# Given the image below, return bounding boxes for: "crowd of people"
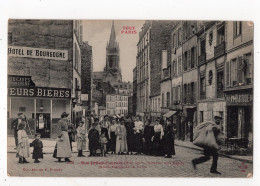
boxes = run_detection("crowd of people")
[12,112,177,163]
[12,111,223,174]
[86,115,177,158]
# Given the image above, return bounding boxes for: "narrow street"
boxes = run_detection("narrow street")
[7,146,252,177]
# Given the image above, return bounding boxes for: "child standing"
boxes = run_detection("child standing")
[30,133,43,163]
[99,133,108,157]
[17,122,30,163]
[76,121,86,157]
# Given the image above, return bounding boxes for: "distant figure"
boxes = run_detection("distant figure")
[76,121,86,157]
[88,118,100,157]
[17,122,30,163]
[99,133,108,157]
[30,133,43,163]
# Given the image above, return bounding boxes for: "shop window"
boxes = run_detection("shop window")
[217,71,224,98]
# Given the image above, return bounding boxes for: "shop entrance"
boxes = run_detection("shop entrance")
[35,113,51,138]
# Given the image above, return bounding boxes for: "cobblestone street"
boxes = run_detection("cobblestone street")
[7,145,252,177]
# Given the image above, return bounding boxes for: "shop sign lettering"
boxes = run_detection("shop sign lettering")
[8,46,68,61]
[8,75,35,87]
[226,93,253,103]
[8,87,71,98]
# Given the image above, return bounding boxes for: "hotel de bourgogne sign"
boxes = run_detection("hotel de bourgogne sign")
[8,46,68,61]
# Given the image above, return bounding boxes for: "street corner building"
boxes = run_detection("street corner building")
[7,20,92,138]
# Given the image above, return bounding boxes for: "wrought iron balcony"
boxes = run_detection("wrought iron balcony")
[198,53,206,66]
[214,42,226,58]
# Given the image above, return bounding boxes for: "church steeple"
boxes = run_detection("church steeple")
[104,21,122,85]
[108,20,118,49]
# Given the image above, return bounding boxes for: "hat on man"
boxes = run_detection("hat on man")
[214,116,223,122]
[61,112,69,118]
[18,113,23,116]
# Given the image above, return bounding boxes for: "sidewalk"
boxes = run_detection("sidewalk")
[175,140,253,164]
[7,136,89,154]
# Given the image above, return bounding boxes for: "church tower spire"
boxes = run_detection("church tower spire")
[104,21,122,85]
[108,20,117,49]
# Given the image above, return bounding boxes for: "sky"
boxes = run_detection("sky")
[82,20,145,82]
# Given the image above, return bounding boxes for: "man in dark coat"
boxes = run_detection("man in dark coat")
[124,116,135,154]
[88,119,100,157]
[192,116,223,174]
[11,113,24,148]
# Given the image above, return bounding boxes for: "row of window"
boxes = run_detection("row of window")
[106,109,128,116]
[161,83,196,108]
[106,95,128,101]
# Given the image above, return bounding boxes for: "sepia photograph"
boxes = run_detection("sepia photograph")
[6,19,253,178]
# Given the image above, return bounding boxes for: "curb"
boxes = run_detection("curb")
[175,143,253,164]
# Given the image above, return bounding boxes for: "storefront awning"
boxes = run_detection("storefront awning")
[163,111,177,118]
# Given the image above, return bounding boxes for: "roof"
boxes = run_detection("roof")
[93,71,103,80]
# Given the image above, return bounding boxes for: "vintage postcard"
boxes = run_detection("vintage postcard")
[7,19,253,177]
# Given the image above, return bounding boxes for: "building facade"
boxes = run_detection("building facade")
[136,21,176,121]
[224,21,253,141]
[7,20,74,138]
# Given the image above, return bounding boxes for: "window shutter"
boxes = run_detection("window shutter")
[225,61,230,87]
[194,47,197,67]
[237,56,242,84]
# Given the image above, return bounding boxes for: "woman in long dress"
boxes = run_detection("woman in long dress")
[163,118,176,158]
[115,118,128,155]
[17,122,30,163]
[53,112,72,162]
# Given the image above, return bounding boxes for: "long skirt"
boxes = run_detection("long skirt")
[17,138,30,158]
[135,133,143,153]
[77,137,86,151]
[127,134,135,152]
[153,132,163,156]
[56,131,71,158]
[110,132,116,152]
[116,136,128,153]
[164,137,175,155]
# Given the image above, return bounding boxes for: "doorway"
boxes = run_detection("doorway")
[35,113,51,138]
